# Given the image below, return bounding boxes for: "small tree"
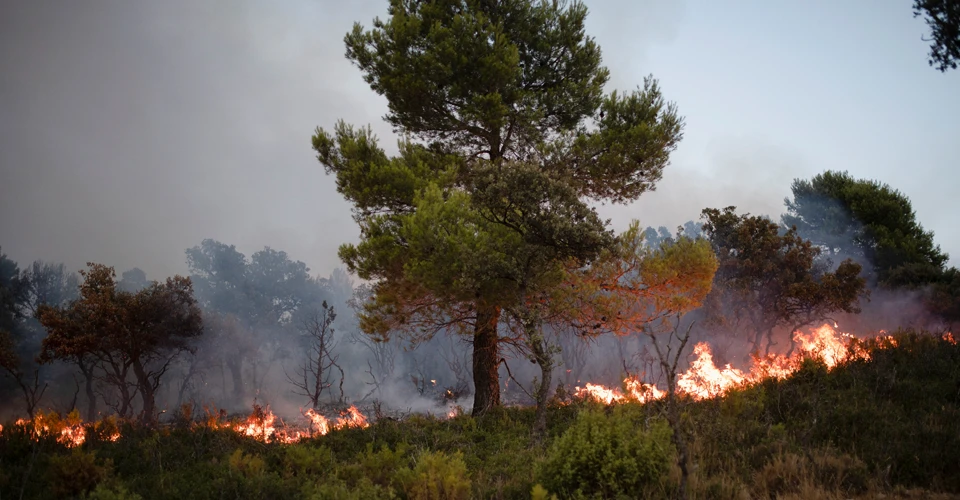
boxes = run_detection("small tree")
[39,263,204,424]
[576,222,718,499]
[704,206,866,354]
[287,301,344,408]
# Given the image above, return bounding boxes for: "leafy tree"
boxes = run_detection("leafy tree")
[704,207,866,354]
[643,220,703,248]
[39,264,204,424]
[914,0,960,72]
[0,253,57,417]
[316,0,683,415]
[185,240,329,402]
[782,170,948,287]
[569,222,718,498]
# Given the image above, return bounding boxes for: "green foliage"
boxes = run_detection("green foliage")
[397,450,471,500]
[48,448,112,498]
[913,0,960,72]
[537,408,674,499]
[316,0,684,416]
[703,206,866,351]
[83,482,144,500]
[782,170,948,286]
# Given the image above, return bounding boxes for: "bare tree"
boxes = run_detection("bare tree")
[644,316,695,500]
[439,340,471,403]
[286,302,343,408]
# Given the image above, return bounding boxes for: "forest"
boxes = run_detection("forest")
[2,1,959,499]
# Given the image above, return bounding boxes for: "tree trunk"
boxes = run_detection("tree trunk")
[226,356,244,401]
[81,363,96,421]
[531,338,552,442]
[471,304,501,416]
[131,359,156,425]
[665,377,690,500]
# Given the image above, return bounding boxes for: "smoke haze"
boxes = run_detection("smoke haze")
[1,1,958,419]
[2,0,957,278]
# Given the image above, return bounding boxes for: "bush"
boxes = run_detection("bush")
[48,448,112,498]
[537,408,674,499]
[397,450,471,500]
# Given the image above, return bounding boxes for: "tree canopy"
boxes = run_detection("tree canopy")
[704,207,866,354]
[782,171,948,287]
[315,0,684,415]
[38,264,203,424]
[913,0,960,72]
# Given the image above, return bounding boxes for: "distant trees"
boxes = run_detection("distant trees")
[703,207,866,354]
[913,0,960,72]
[783,170,948,286]
[38,264,203,424]
[0,253,78,418]
[783,171,959,328]
[316,0,683,416]
[185,239,330,402]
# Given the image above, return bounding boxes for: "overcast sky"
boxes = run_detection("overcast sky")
[1,0,957,281]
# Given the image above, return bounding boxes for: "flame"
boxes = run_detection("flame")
[8,411,87,447]
[576,323,891,405]
[304,408,330,436]
[334,405,369,430]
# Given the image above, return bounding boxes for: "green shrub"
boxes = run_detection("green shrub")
[536,408,674,499]
[48,448,112,498]
[82,482,143,500]
[281,444,335,480]
[228,448,266,479]
[396,449,471,500]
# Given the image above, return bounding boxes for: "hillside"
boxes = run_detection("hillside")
[1,329,958,499]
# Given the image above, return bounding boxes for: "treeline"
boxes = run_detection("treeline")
[0,241,479,424]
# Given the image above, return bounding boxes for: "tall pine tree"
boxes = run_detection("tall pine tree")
[314,0,684,415]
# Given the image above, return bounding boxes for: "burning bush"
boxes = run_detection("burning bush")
[536,407,674,498]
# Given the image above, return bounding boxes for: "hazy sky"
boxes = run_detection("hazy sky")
[1,0,957,280]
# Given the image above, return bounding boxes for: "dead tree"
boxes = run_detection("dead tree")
[350,325,397,400]
[440,341,472,403]
[644,315,695,500]
[286,302,343,408]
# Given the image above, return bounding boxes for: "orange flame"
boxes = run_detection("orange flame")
[576,323,890,405]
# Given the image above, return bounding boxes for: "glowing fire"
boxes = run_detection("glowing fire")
[231,404,370,443]
[6,411,88,447]
[3,324,951,447]
[576,323,890,405]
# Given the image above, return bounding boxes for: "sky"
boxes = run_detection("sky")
[1,0,957,281]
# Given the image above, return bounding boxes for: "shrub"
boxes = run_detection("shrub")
[397,450,471,500]
[48,448,112,498]
[536,408,674,499]
[82,482,144,500]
